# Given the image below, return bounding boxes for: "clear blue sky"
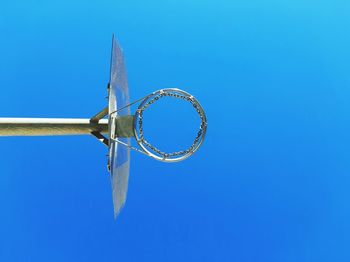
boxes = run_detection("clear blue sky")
[0,0,349,261]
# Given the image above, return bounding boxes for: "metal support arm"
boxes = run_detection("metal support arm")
[0,118,108,136]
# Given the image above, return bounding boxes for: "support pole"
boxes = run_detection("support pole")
[0,118,108,136]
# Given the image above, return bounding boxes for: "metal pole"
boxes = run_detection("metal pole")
[0,118,108,136]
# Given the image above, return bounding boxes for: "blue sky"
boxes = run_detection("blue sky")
[0,0,349,261]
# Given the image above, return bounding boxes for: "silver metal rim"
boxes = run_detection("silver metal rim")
[133,88,207,163]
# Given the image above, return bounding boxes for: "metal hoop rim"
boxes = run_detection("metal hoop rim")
[133,88,207,163]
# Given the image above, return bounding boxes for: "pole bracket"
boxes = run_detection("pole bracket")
[90,107,109,146]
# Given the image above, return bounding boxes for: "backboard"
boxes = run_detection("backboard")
[108,36,131,217]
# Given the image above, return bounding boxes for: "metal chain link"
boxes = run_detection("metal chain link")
[136,90,207,159]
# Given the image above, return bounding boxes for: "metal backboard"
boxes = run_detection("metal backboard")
[108,36,131,217]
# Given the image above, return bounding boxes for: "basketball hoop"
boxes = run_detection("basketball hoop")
[0,35,208,217]
[109,88,207,163]
[134,88,207,162]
